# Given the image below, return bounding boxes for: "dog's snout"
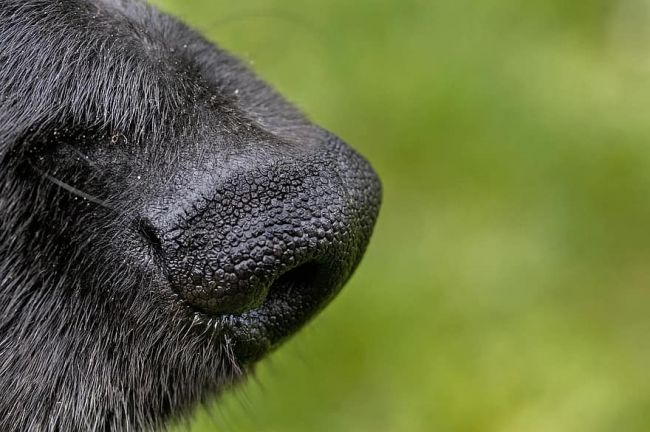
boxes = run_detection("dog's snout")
[146,137,380,354]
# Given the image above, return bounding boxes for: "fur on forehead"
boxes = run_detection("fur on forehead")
[0,0,313,163]
[0,0,231,156]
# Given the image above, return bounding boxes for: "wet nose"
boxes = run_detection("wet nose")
[158,137,381,318]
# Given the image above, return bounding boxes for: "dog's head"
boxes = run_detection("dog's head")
[0,0,381,430]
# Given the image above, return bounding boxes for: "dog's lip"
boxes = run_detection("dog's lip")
[181,262,342,364]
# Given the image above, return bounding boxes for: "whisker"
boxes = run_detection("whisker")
[64,144,100,170]
[35,167,118,213]
[200,9,326,43]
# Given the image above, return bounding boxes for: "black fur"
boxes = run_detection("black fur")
[0,0,381,430]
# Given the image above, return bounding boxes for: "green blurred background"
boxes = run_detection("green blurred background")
[151,0,650,431]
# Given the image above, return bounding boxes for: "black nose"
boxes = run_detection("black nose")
[154,136,380,348]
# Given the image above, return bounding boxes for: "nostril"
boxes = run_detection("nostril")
[166,256,337,318]
[269,261,323,296]
[263,259,342,314]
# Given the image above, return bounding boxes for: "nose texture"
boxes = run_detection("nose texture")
[159,137,381,328]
